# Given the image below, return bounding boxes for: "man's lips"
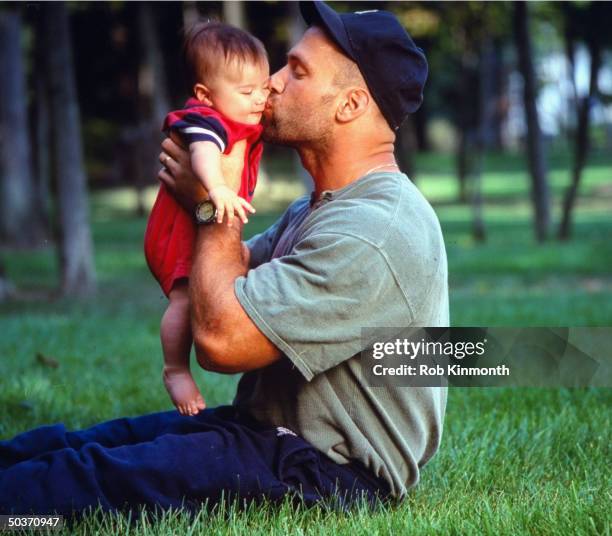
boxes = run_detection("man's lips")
[262,98,277,120]
[264,97,277,111]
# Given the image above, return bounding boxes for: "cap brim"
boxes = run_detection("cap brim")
[299,1,355,61]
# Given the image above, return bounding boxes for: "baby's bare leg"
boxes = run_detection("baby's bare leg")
[161,280,206,415]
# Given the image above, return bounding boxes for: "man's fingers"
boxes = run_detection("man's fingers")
[160,138,190,178]
[159,152,182,178]
[161,137,187,163]
[158,166,176,190]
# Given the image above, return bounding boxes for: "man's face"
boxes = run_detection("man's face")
[262,27,342,147]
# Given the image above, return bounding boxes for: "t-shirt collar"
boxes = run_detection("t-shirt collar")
[308,170,401,208]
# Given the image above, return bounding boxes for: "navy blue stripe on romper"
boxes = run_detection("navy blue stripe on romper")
[0,405,391,517]
[168,114,228,151]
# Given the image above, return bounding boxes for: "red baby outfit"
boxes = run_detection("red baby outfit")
[144,99,263,297]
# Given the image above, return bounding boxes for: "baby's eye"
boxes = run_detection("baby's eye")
[241,90,254,95]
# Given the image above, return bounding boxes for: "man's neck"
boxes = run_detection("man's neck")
[298,141,399,198]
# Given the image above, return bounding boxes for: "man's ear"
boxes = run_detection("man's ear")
[194,83,213,106]
[335,88,370,124]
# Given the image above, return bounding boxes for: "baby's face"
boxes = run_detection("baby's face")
[207,61,270,125]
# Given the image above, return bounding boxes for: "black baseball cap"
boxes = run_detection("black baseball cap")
[299,1,428,130]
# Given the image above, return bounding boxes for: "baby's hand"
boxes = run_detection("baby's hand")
[208,185,256,225]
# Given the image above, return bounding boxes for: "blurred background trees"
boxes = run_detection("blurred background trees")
[0,0,611,298]
[0,7,45,247]
[513,0,550,241]
[40,2,97,295]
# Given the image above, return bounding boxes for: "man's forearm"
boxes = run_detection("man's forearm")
[190,221,247,341]
[188,221,280,373]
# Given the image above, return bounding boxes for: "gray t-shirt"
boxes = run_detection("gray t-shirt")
[233,171,449,498]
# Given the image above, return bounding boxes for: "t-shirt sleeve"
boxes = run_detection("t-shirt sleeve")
[167,113,230,154]
[235,232,412,381]
[245,224,281,270]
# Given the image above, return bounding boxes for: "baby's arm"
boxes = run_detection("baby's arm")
[190,141,255,225]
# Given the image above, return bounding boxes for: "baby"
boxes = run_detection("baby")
[144,22,270,416]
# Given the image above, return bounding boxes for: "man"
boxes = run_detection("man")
[0,2,448,516]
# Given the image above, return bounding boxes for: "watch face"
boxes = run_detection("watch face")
[197,201,216,223]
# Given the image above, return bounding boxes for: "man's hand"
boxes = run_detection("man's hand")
[158,138,207,214]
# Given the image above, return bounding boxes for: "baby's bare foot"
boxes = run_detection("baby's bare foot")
[163,366,206,416]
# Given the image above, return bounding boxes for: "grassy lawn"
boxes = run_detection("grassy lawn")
[0,150,610,534]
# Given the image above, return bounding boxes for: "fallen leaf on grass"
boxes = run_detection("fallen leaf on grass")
[19,401,34,411]
[36,352,60,368]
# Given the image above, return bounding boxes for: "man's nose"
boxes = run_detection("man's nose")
[269,66,287,94]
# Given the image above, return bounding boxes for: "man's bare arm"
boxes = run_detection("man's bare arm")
[188,219,281,373]
[158,138,281,373]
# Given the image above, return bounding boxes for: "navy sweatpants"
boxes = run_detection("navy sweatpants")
[0,405,390,517]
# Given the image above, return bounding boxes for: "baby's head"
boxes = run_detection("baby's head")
[183,22,270,125]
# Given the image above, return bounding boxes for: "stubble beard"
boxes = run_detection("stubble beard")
[262,108,306,148]
[262,95,334,150]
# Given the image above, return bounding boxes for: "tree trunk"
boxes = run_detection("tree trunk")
[182,1,200,30]
[395,117,416,182]
[471,40,489,244]
[490,40,506,151]
[513,1,550,242]
[413,105,429,152]
[558,41,602,240]
[480,39,506,152]
[32,11,52,233]
[223,1,245,29]
[470,157,486,242]
[41,2,96,295]
[455,56,472,204]
[563,25,579,147]
[0,259,14,301]
[457,129,469,203]
[0,9,45,247]
[138,4,170,127]
[135,3,171,217]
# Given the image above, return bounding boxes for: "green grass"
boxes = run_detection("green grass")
[0,150,611,534]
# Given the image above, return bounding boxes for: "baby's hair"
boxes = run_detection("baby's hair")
[182,21,268,89]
